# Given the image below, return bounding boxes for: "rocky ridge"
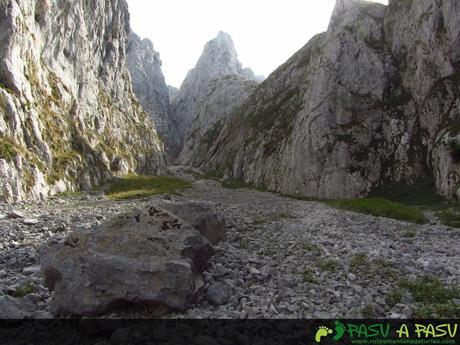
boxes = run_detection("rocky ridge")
[0,0,166,203]
[199,0,460,200]
[127,33,180,158]
[171,31,260,157]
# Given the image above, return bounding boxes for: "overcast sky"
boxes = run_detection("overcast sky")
[127,0,388,88]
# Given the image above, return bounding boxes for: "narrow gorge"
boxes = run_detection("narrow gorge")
[0,0,459,325]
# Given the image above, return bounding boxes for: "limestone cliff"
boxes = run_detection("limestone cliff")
[0,0,166,202]
[168,85,179,103]
[202,0,460,200]
[171,32,259,157]
[178,75,258,166]
[127,33,180,158]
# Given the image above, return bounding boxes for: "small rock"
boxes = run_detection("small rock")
[0,270,6,279]
[8,211,25,219]
[453,299,460,306]
[351,284,364,294]
[314,311,332,318]
[23,218,39,225]
[205,282,231,305]
[401,306,413,318]
[249,267,261,275]
[269,304,278,314]
[22,266,41,276]
[347,273,357,281]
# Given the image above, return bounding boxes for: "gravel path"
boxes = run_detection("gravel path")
[0,178,459,319]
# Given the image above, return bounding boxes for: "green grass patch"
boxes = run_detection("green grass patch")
[106,175,192,201]
[350,253,369,273]
[416,303,460,319]
[58,191,84,198]
[239,238,249,249]
[402,228,417,238]
[316,259,339,273]
[221,178,266,191]
[0,136,18,162]
[327,198,427,224]
[275,211,294,220]
[369,179,450,208]
[281,193,322,202]
[253,218,268,225]
[302,268,317,284]
[200,170,222,181]
[302,242,323,255]
[368,179,460,227]
[388,276,460,318]
[386,287,405,307]
[436,208,460,228]
[361,304,376,318]
[401,276,459,304]
[12,283,37,298]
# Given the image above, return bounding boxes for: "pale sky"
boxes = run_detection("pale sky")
[127,0,388,88]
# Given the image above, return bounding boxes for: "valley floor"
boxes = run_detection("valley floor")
[0,177,459,319]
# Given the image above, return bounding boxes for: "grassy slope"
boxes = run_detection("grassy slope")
[105,175,192,201]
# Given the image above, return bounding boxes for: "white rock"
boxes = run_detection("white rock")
[22,266,41,276]
[347,273,357,281]
[23,218,39,225]
[8,211,25,219]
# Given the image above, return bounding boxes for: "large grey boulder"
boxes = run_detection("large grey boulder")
[39,205,215,316]
[156,200,226,245]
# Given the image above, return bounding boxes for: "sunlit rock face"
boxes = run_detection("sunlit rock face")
[201,0,460,200]
[127,33,180,159]
[171,32,260,159]
[0,0,166,202]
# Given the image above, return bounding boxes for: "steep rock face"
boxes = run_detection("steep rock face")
[203,0,460,200]
[178,75,258,166]
[171,32,259,157]
[127,33,180,158]
[384,0,460,199]
[0,0,166,202]
[168,85,179,103]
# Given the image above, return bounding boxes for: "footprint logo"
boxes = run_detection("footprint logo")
[315,326,333,343]
[333,321,346,342]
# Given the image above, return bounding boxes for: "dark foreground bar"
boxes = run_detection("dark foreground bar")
[0,320,458,345]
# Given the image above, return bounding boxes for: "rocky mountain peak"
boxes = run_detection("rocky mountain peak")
[170,32,259,156]
[208,31,235,50]
[191,31,243,81]
[328,0,387,32]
